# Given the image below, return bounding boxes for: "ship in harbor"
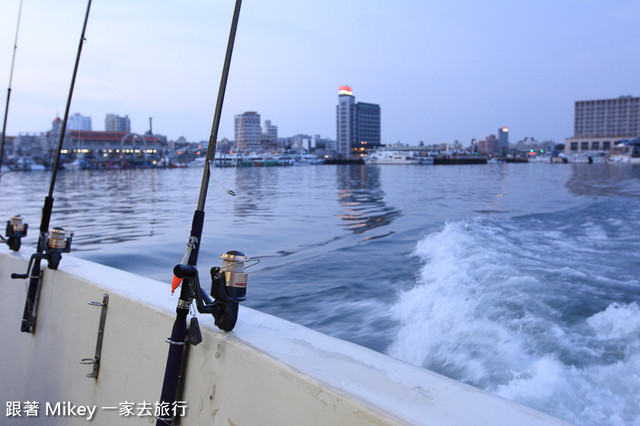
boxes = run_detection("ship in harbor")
[364,150,431,165]
[363,146,487,165]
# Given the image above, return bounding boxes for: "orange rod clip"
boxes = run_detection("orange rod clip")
[171,276,183,294]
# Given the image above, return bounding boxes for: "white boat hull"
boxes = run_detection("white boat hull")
[0,248,566,425]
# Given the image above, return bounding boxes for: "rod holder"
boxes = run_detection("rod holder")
[80,293,108,379]
[164,337,187,346]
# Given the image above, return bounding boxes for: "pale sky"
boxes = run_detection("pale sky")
[1,0,639,146]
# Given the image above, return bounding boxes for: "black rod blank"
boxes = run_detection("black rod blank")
[196,0,243,213]
[156,1,243,424]
[20,0,93,333]
[0,0,24,182]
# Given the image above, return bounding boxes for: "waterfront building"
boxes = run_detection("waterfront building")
[498,127,509,154]
[13,133,44,157]
[215,138,233,154]
[565,95,640,154]
[336,86,356,158]
[290,134,313,150]
[470,139,479,155]
[514,137,554,156]
[67,113,92,131]
[59,129,167,168]
[355,102,381,154]
[59,130,165,151]
[314,135,336,152]
[234,112,261,152]
[62,116,166,164]
[478,134,499,155]
[261,119,278,151]
[7,116,168,168]
[105,113,131,133]
[336,86,381,158]
[263,120,277,141]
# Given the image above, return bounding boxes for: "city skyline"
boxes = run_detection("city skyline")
[1,1,639,145]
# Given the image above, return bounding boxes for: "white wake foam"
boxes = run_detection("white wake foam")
[386,219,640,425]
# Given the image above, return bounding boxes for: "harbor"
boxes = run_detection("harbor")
[3,133,639,172]
[2,163,639,424]
[1,0,639,424]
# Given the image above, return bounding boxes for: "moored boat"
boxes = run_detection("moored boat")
[364,150,427,165]
[609,135,640,164]
[252,155,280,167]
[294,153,325,165]
[169,162,188,168]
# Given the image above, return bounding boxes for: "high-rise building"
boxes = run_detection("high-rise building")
[261,119,278,150]
[105,114,131,133]
[234,112,261,152]
[355,102,381,154]
[263,120,277,141]
[565,95,640,153]
[498,127,509,154]
[336,86,381,158]
[67,113,92,131]
[336,86,356,157]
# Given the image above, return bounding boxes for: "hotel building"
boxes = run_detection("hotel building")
[336,86,381,158]
[565,95,640,153]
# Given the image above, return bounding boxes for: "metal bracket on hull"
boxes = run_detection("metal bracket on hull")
[80,293,109,379]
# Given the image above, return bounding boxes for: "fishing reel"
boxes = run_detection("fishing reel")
[2,215,28,252]
[39,227,74,270]
[173,250,250,336]
[11,227,73,280]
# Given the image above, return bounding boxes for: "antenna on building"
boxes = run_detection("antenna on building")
[149,117,153,135]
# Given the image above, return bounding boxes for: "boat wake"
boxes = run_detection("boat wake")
[386,213,640,425]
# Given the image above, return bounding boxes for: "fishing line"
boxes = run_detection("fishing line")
[0,0,24,183]
[212,174,236,196]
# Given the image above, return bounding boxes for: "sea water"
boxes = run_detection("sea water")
[1,163,638,425]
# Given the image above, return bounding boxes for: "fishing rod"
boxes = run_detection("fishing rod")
[0,1,28,252]
[156,0,251,424]
[11,0,92,334]
[0,0,23,184]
